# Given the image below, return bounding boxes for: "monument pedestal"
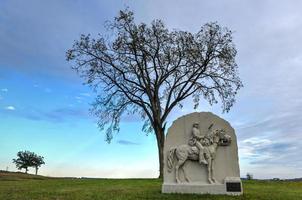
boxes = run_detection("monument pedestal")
[162,177,242,195]
[162,183,226,194]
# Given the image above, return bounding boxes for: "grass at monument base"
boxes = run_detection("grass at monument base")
[0,176,301,200]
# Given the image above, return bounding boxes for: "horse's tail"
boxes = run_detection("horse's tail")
[167,147,177,173]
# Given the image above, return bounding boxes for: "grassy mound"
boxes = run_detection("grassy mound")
[0,170,49,181]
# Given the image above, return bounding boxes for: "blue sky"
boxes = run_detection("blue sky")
[1,0,302,179]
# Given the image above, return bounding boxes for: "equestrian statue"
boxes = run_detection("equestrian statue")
[167,123,232,184]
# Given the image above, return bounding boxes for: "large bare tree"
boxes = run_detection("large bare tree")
[66,10,243,178]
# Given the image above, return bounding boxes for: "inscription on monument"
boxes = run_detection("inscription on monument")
[226,182,242,192]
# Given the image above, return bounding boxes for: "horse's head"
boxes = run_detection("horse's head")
[212,129,232,146]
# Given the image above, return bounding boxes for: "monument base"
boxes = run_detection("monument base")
[162,177,243,195]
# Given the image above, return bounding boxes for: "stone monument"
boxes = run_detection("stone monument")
[162,112,242,195]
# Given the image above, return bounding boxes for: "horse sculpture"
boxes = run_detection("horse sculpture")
[167,129,232,184]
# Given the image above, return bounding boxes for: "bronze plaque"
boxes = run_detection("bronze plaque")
[226,182,241,192]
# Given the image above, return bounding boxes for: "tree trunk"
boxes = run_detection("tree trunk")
[155,124,165,179]
[35,167,38,175]
[25,168,28,174]
[157,139,164,179]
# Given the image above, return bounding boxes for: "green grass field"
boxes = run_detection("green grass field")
[0,172,301,200]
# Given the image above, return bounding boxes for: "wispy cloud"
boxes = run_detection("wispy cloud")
[79,93,91,97]
[34,107,90,122]
[2,107,91,122]
[117,140,140,146]
[5,106,15,110]
[239,135,302,178]
[237,103,302,178]
[1,88,8,92]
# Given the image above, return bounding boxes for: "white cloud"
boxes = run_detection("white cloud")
[239,137,273,160]
[5,106,15,110]
[242,137,272,147]
[1,88,8,92]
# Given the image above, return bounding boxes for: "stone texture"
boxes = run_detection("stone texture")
[162,112,242,195]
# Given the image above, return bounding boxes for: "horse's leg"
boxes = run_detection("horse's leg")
[211,159,217,183]
[175,158,186,183]
[207,159,214,184]
[175,160,180,183]
[182,161,190,182]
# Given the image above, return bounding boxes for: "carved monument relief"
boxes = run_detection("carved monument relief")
[162,112,242,195]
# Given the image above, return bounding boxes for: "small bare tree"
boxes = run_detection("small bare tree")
[246,173,253,180]
[66,10,243,178]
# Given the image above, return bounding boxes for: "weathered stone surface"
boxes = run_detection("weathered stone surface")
[162,112,242,195]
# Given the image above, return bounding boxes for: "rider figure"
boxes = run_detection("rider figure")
[188,123,208,165]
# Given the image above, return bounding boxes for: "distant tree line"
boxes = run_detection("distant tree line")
[12,150,45,175]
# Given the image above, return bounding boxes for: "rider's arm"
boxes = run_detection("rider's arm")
[192,129,203,140]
